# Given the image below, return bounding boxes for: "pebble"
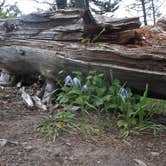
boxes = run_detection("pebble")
[151,152,160,157]
[24,145,33,151]
[0,139,8,147]
[133,159,147,166]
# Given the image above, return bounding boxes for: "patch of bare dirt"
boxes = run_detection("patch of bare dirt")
[134,26,166,47]
[0,86,165,166]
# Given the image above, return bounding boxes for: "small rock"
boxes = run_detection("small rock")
[69,156,74,161]
[97,160,101,164]
[0,70,14,86]
[64,156,68,160]
[0,139,8,147]
[21,142,28,146]
[0,86,4,90]
[9,141,19,145]
[151,152,160,157]
[147,143,153,148]
[142,36,146,40]
[0,139,19,147]
[18,152,21,155]
[16,82,22,88]
[133,159,147,166]
[65,142,72,146]
[24,145,33,151]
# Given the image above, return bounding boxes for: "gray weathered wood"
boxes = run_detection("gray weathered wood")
[0,42,165,98]
[0,10,165,98]
[0,10,141,42]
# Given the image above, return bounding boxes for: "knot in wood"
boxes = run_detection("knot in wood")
[18,49,25,56]
[3,21,17,33]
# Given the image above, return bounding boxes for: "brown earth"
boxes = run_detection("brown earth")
[111,26,166,47]
[0,86,166,166]
[134,26,166,47]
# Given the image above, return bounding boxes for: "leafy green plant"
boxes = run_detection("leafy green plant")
[38,70,164,138]
[138,122,165,136]
[116,85,163,136]
[57,70,119,112]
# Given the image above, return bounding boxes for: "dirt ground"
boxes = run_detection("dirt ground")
[0,86,165,166]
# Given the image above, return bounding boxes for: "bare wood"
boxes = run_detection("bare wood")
[0,10,165,98]
[0,42,165,98]
[0,10,141,42]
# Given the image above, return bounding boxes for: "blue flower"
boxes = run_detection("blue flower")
[119,88,128,99]
[64,75,73,86]
[82,84,88,93]
[73,77,81,87]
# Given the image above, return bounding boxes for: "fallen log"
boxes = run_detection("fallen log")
[0,10,141,42]
[0,10,166,99]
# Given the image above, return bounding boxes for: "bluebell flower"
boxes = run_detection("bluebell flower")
[119,88,128,99]
[73,77,81,87]
[64,75,73,86]
[82,84,88,93]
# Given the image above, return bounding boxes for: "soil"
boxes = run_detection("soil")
[133,26,166,47]
[0,86,166,166]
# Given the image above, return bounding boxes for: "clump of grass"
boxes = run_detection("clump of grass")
[36,109,99,139]
[36,110,79,138]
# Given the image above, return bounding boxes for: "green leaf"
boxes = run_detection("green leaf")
[117,120,128,129]
[103,95,111,102]
[109,104,117,109]
[96,87,106,96]
[74,97,84,106]
[94,97,103,106]
[59,96,69,104]
[85,101,97,110]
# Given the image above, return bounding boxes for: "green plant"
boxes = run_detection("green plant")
[138,122,165,136]
[80,37,91,44]
[57,70,120,112]
[57,71,159,131]
[38,70,164,138]
[117,85,163,136]
[146,98,166,115]
[36,110,80,138]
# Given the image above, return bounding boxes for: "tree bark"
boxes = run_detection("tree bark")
[140,0,148,25]
[0,10,165,98]
[151,0,156,24]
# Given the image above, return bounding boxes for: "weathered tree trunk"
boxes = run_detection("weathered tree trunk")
[151,0,156,24]
[0,10,166,98]
[141,0,148,25]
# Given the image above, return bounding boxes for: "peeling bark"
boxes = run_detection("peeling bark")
[0,10,165,98]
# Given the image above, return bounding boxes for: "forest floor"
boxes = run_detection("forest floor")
[0,85,166,166]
